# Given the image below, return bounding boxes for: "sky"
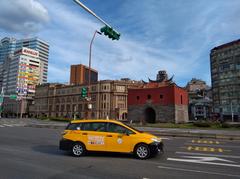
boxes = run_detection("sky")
[0,0,239,86]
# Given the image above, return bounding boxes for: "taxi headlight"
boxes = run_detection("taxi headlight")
[151,138,160,142]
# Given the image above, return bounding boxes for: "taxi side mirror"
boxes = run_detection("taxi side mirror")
[124,130,130,136]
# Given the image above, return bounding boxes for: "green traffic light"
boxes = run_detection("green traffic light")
[100,25,120,40]
[81,87,88,98]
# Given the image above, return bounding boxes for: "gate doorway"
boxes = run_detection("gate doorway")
[144,107,156,123]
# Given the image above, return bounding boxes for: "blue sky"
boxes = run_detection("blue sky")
[0,0,239,86]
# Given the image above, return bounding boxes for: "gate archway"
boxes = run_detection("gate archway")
[144,107,156,123]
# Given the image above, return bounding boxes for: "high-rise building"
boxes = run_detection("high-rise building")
[2,47,41,95]
[210,39,240,121]
[70,64,98,85]
[0,37,49,83]
[0,37,17,63]
[2,47,41,117]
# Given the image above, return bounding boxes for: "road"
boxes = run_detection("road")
[0,119,240,178]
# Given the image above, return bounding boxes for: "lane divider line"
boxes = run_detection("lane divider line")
[157,165,240,177]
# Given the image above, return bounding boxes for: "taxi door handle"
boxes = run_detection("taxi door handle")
[82,133,88,135]
[106,135,112,137]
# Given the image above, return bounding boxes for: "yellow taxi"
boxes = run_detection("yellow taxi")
[59,119,163,159]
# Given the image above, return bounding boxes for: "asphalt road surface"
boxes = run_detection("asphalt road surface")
[0,124,240,178]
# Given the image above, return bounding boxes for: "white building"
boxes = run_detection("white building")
[2,47,40,96]
[0,37,49,83]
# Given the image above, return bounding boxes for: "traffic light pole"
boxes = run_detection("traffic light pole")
[73,0,120,34]
[86,30,101,119]
[88,30,101,97]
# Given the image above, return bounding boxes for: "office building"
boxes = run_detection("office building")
[70,64,98,85]
[2,47,41,95]
[2,47,41,117]
[0,37,49,83]
[210,39,240,121]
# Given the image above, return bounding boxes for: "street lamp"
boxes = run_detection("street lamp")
[87,30,101,119]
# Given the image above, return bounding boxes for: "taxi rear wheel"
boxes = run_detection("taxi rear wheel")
[134,143,150,159]
[72,142,86,157]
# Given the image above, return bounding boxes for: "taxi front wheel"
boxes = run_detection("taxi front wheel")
[134,144,150,159]
[72,142,86,157]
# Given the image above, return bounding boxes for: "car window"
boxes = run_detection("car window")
[108,123,134,134]
[66,123,82,130]
[82,122,107,132]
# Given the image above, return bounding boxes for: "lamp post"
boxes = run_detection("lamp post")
[86,30,101,119]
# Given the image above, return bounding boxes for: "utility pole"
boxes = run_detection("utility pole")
[231,101,234,122]
[0,87,4,118]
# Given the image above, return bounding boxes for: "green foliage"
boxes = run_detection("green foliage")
[193,121,211,127]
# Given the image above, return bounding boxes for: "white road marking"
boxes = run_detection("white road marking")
[167,157,240,168]
[180,156,235,163]
[161,137,171,140]
[157,165,240,177]
[2,124,13,127]
[0,123,25,127]
[176,151,240,159]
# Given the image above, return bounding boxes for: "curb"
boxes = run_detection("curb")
[149,131,240,140]
[25,124,240,140]
[25,124,65,129]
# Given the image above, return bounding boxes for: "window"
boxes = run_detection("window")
[66,123,82,130]
[147,94,151,99]
[108,123,133,134]
[136,96,140,100]
[160,95,163,99]
[181,95,183,104]
[82,122,107,132]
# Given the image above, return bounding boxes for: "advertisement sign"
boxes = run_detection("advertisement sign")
[22,47,39,58]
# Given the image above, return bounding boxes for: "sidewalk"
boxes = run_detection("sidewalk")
[22,118,240,140]
[136,127,240,140]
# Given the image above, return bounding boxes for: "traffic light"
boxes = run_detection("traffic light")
[81,87,88,98]
[100,26,120,40]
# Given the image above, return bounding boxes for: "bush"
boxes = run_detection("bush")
[37,116,49,120]
[49,117,72,122]
[193,121,212,127]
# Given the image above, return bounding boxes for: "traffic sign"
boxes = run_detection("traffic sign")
[10,95,17,100]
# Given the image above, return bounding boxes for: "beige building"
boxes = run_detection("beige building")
[30,79,142,120]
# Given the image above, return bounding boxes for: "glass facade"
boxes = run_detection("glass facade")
[0,37,49,83]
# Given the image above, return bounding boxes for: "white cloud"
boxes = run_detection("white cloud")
[3,0,238,86]
[0,0,49,33]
